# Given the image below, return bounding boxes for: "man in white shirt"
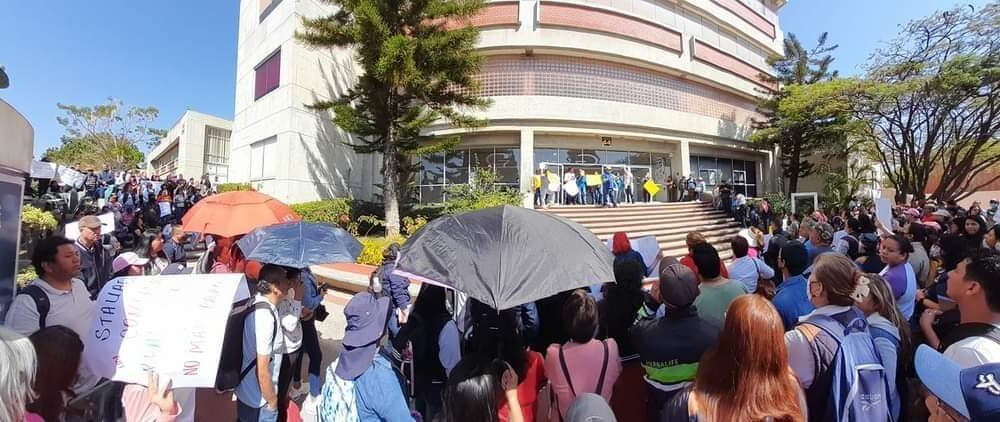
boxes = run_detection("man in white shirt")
[726,236,774,293]
[942,251,1000,367]
[5,236,99,392]
[237,264,295,422]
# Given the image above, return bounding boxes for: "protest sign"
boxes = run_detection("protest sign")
[586,174,602,187]
[875,198,893,233]
[64,212,116,240]
[605,235,660,274]
[83,273,251,388]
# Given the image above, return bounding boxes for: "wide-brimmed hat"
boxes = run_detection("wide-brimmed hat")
[916,345,1000,421]
[335,292,390,380]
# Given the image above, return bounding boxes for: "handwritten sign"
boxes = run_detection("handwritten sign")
[63,212,116,241]
[605,235,660,276]
[586,174,602,187]
[83,274,251,388]
[875,198,893,233]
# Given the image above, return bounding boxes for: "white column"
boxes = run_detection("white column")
[679,139,691,177]
[519,128,535,208]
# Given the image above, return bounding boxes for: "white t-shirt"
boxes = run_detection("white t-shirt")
[236,295,285,407]
[277,290,303,354]
[944,322,1000,367]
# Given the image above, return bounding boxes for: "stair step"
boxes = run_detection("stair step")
[555,211,728,225]
[584,220,740,235]
[544,202,711,213]
[546,206,721,218]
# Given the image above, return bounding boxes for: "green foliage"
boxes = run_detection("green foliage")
[402,215,428,236]
[762,192,791,216]
[291,199,354,225]
[43,98,163,170]
[850,3,1000,202]
[297,0,491,237]
[16,267,37,289]
[21,205,58,232]
[216,183,254,193]
[752,33,857,194]
[357,236,406,266]
[443,168,522,215]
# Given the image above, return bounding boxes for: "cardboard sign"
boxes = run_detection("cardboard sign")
[64,212,116,240]
[643,180,660,196]
[875,198,893,233]
[586,174,602,187]
[83,274,251,388]
[159,202,172,217]
[605,235,660,275]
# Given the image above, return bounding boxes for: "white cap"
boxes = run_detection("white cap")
[112,252,150,274]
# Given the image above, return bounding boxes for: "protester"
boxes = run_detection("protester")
[807,222,835,264]
[393,284,461,421]
[74,215,114,298]
[27,325,84,421]
[597,260,644,356]
[905,222,932,287]
[679,231,728,279]
[726,236,775,294]
[985,224,1000,252]
[373,243,411,337]
[962,215,988,253]
[441,355,524,422]
[631,263,720,421]
[319,291,413,421]
[465,301,546,422]
[0,326,38,422]
[879,234,919,320]
[237,264,293,422]
[785,253,892,421]
[291,270,325,411]
[833,216,863,259]
[933,249,1000,367]
[564,393,616,422]
[275,268,304,422]
[112,251,150,278]
[772,241,815,331]
[121,371,183,422]
[611,232,645,270]
[917,234,967,349]
[545,290,622,417]
[690,243,747,327]
[798,217,816,251]
[162,225,188,264]
[662,295,806,421]
[856,231,886,274]
[915,345,1000,422]
[854,273,911,421]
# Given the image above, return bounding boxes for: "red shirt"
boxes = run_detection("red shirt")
[499,351,547,422]
[679,255,729,279]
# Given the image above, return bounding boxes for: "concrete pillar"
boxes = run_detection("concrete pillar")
[519,128,535,208]
[679,140,691,177]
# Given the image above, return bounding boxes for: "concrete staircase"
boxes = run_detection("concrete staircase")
[543,201,741,260]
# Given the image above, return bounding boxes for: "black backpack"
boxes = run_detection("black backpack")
[214,301,277,391]
[842,234,861,260]
[17,285,50,329]
[939,322,1000,351]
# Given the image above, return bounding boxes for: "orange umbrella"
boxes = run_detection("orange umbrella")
[181,191,301,237]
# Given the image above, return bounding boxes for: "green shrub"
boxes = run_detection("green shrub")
[21,205,58,232]
[16,267,37,289]
[291,199,354,225]
[402,215,428,236]
[357,236,406,266]
[217,183,254,193]
[443,168,523,215]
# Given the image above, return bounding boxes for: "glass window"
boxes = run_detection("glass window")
[255,50,281,100]
[445,150,469,184]
[250,137,277,179]
[420,185,443,203]
[493,147,520,185]
[534,148,561,169]
[259,0,282,21]
[577,149,600,165]
[717,158,733,184]
[420,152,445,185]
[629,151,651,167]
[601,150,629,165]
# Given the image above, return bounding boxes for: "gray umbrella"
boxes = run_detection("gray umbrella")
[237,221,363,268]
[393,205,614,310]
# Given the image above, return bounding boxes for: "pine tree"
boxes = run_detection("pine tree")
[298,0,490,237]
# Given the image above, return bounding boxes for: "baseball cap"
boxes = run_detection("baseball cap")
[658,263,699,309]
[112,252,149,274]
[79,215,106,230]
[336,292,390,380]
[916,345,1000,421]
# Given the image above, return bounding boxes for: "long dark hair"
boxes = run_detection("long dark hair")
[442,354,502,422]
[27,326,83,421]
[465,301,527,380]
[412,284,450,321]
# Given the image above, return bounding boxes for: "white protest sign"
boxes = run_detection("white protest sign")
[875,198,893,233]
[605,235,660,275]
[84,273,251,388]
[159,202,172,217]
[64,212,116,240]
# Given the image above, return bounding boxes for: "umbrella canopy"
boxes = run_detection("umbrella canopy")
[181,191,300,237]
[393,205,614,310]
[237,221,363,268]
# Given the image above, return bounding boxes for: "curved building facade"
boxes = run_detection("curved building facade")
[231,0,785,204]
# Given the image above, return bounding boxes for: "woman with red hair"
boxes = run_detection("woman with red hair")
[611,232,645,271]
[662,295,806,421]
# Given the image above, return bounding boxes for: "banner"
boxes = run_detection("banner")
[643,180,660,196]
[586,174,602,187]
[63,212,116,241]
[875,198,893,233]
[83,274,251,388]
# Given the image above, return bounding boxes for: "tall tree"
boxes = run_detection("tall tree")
[850,2,1000,202]
[297,0,490,237]
[44,98,165,170]
[752,33,844,194]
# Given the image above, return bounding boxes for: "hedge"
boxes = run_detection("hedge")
[357,236,405,266]
[290,199,354,225]
[217,183,255,193]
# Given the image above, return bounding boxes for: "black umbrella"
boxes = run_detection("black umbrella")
[393,205,614,310]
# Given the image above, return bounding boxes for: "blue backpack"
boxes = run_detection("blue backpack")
[806,309,893,422]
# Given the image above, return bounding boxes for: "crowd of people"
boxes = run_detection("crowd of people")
[2,189,1000,421]
[533,166,727,209]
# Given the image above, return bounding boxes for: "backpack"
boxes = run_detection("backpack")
[806,309,893,422]
[17,285,50,329]
[555,340,609,421]
[939,322,1000,351]
[869,326,905,421]
[214,301,278,391]
[842,235,861,260]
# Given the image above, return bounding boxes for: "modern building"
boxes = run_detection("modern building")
[147,110,233,183]
[232,0,787,205]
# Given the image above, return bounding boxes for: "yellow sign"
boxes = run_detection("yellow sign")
[586,174,602,187]
[532,175,541,190]
[644,180,660,196]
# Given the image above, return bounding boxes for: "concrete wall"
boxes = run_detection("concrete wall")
[147,110,233,180]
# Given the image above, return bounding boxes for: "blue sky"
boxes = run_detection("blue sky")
[0,0,991,157]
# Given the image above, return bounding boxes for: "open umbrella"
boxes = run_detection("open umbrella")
[181,191,300,237]
[236,221,363,268]
[393,205,614,310]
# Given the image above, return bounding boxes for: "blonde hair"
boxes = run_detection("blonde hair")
[812,253,865,306]
[861,273,913,357]
[0,326,36,422]
[686,231,707,249]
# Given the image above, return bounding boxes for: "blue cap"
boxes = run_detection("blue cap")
[915,344,1000,421]
[335,292,390,380]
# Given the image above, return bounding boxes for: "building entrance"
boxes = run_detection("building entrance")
[540,162,651,205]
